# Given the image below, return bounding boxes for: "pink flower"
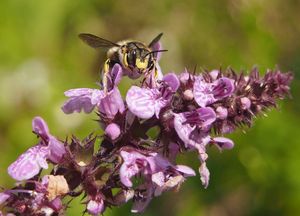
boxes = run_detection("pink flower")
[62,64,124,119]
[119,149,195,212]
[87,198,105,216]
[193,76,235,107]
[8,117,65,181]
[126,73,179,119]
[8,145,49,181]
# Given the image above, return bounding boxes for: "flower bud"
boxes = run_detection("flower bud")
[240,97,251,110]
[87,199,105,216]
[179,72,190,85]
[183,89,194,101]
[209,70,219,80]
[105,123,121,140]
[216,106,228,119]
[163,73,180,92]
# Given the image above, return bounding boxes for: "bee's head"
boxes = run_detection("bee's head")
[122,43,152,74]
[121,42,168,74]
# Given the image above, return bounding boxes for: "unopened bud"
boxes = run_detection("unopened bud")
[105,123,121,140]
[183,89,194,101]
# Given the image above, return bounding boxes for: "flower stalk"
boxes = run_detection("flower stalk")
[0,48,293,215]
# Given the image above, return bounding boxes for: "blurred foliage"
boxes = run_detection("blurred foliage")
[0,0,299,215]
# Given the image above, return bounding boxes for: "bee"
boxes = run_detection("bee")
[78,32,167,92]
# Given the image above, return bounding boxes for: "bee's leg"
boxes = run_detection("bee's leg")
[102,59,111,93]
[154,68,158,79]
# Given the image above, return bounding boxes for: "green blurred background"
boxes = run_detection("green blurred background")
[0,0,299,215]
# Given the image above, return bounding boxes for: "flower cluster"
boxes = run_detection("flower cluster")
[0,46,293,215]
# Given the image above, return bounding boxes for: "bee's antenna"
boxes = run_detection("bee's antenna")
[143,49,168,58]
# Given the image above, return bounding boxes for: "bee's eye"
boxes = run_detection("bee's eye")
[131,50,137,62]
[133,50,136,55]
[127,50,136,67]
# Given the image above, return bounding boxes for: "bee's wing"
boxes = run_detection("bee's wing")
[148,32,163,48]
[78,33,120,49]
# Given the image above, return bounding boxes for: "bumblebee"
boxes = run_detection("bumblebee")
[79,32,167,92]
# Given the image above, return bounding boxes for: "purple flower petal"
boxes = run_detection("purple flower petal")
[64,88,95,97]
[197,107,217,127]
[163,73,180,92]
[193,77,216,107]
[212,77,235,100]
[150,41,162,61]
[193,77,235,107]
[62,88,104,114]
[32,116,50,137]
[123,67,141,79]
[48,137,66,163]
[62,97,95,114]
[147,153,171,173]
[49,197,63,212]
[107,64,123,89]
[152,172,167,196]
[8,145,49,181]
[119,161,139,187]
[31,117,66,164]
[151,171,165,187]
[174,113,197,148]
[174,108,215,148]
[212,137,234,150]
[154,97,169,119]
[126,81,175,119]
[175,165,196,177]
[119,151,148,187]
[0,192,10,205]
[99,87,125,119]
[126,86,156,119]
